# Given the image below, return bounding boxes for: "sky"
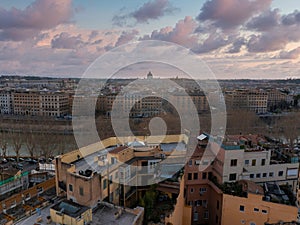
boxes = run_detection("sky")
[0,0,299,79]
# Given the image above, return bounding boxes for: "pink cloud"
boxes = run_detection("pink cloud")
[0,0,73,41]
[197,0,272,29]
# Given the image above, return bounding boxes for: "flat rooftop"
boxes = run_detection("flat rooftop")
[73,142,187,175]
[52,200,90,218]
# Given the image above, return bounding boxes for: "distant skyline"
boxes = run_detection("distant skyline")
[0,0,299,79]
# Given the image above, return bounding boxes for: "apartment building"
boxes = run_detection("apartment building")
[267,89,288,110]
[0,91,12,114]
[39,92,69,117]
[225,89,268,113]
[54,135,188,209]
[183,133,298,225]
[9,90,69,116]
[12,91,40,116]
[216,134,299,192]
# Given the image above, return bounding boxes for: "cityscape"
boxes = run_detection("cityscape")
[0,1,300,225]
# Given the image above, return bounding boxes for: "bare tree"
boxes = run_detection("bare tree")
[275,111,300,149]
[226,109,265,135]
[25,130,37,158]
[0,131,8,157]
[9,129,24,162]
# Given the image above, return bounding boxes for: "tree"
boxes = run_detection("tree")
[25,130,37,158]
[226,109,265,135]
[0,131,8,157]
[9,129,24,162]
[275,111,300,149]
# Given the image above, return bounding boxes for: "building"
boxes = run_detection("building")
[12,91,40,116]
[54,135,188,208]
[11,90,69,117]
[50,200,92,225]
[267,89,288,110]
[221,180,298,225]
[183,133,299,225]
[215,134,299,192]
[39,91,69,117]
[225,89,268,113]
[0,90,12,114]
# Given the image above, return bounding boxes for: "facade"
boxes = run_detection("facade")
[183,133,299,225]
[225,89,268,113]
[0,91,12,114]
[2,90,69,116]
[221,180,298,225]
[54,135,188,209]
[216,134,299,192]
[12,91,40,116]
[267,89,288,110]
[39,92,69,116]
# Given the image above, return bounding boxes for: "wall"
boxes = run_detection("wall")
[221,192,297,225]
[165,176,192,225]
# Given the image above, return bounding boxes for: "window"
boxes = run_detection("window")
[240,205,245,212]
[69,184,73,192]
[188,173,192,180]
[200,187,207,193]
[196,200,202,206]
[188,160,192,166]
[251,159,256,166]
[103,179,107,189]
[250,174,254,178]
[254,208,259,212]
[262,173,267,178]
[262,209,268,214]
[217,200,219,210]
[216,215,219,224]
[245,160,249,165]
[230,159,237,167]
[191,188,194,193]
[203,200,207,208]
[193,212,199,221]
[250,222,256,225]
[261,159,266,166]
[79,187,84,196]
[203,210,209,219]
[269,172,274,177]
[193,173,198,180]
[278,171,284,176]
[202,172,207,180]
[229,173,237,181]
[256,173,261,178]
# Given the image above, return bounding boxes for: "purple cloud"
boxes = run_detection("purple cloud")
[0,0,72,41]
[282,10,300,26]
[227,37,246,53]
[278,47,300,59]
[246,9,280,31]
[115,30,139,47]
[51,32,85,49]
[113,0,179,26]
[141,16,198,48]
[197,0,272,30]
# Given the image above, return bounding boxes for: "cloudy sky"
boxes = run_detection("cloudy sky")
[0,0,299,79]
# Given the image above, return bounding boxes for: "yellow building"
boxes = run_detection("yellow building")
[221,180,298,225]
[165,175,192,225]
